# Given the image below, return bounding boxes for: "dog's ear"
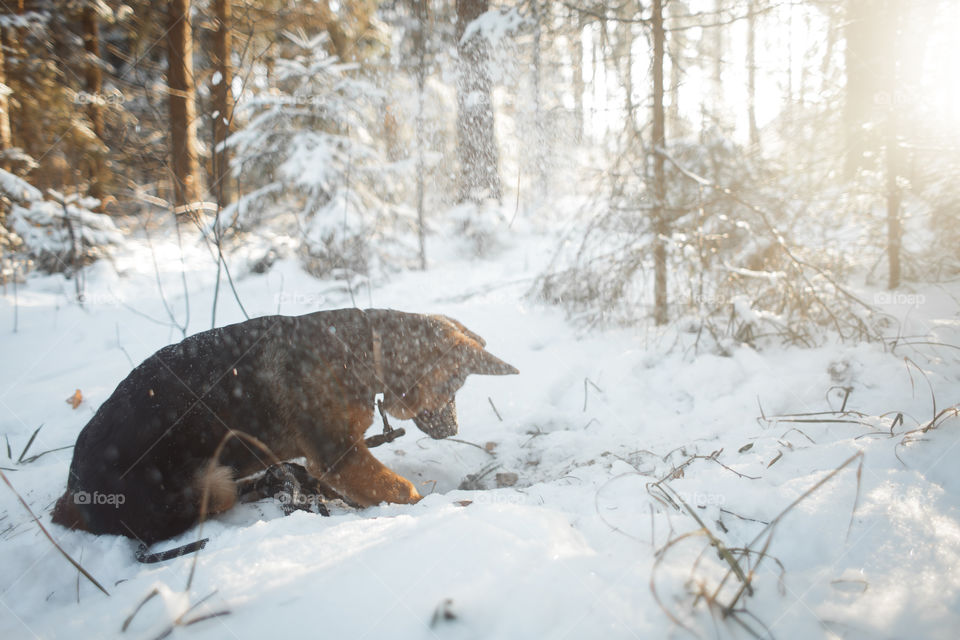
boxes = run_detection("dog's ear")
[440,315,487,347]
[458,343,519,376]
[433,314,518,376]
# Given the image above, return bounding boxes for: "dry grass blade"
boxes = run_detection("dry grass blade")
[123,587,230,637]
[846,455,865,542]
[446,437,496,455]
[664,483,752,595]
[583,377,602,412]
[779,427,816,444]
[121,587,160,632]
[899,406,960,448]
[890,412,904,434]
[650,530,705,638]
[706,450,761,480]
[896,406,960,465]
[174,589,221,625]
[20,445,74,465]
[187,430,283,591]
[182,610,231,626]
[725,451,864,611]
[719,508,769,526]
[0,469,110,596]
[918,406,960,434]
[761,408,873,426]
[724,606,773,639]
[902,357,937,423]
[16,424,43,464]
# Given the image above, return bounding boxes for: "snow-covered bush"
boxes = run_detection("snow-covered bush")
[534,134,889,348]
[1,169,38,282]
[9,193,122,273]
[226,33,417,277]
[918,160,960,279]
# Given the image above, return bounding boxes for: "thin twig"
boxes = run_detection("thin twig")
[487,397,503,422]
[0,469,109,596]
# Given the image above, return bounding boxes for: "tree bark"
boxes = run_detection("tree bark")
[571,10,584,143]
[711,0,724,119]
[412,0,428,269]
[531,0,546,198]
[652,0,668,325]
[212,0,234,208]
[81,3,104,141]
[619,10,635,131]
[885,122,901,290]
[667,4,683,136]
[167,0,202,210]
[316,0,354,62]
[455,0,501,203]
[81,2,108,203]
[0,29,12,171]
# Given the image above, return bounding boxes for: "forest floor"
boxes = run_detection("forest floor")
[1,212,960,639]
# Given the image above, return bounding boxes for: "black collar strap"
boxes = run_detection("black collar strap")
[371,326,384,390]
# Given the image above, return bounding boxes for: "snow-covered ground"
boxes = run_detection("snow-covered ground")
[2,218,960,639]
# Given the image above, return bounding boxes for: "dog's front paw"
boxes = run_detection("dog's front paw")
[393,477,422,504]
[367,476,421,505]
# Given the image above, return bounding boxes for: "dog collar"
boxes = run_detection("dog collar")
[371,327,384,390]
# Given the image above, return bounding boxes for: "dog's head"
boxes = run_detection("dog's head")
[373,311,518,439]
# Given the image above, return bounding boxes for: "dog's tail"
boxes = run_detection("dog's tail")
[195,464,237,516]
[51,491,86,531]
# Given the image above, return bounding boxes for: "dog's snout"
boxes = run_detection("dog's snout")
[412,400,458,439]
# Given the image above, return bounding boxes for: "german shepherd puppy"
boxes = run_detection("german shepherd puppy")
[52,309,517,543]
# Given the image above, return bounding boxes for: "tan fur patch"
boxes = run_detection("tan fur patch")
[196,464,237,515]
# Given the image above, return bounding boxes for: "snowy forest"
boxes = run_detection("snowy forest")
[2,0,960,638]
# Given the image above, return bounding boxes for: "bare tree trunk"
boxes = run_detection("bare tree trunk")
[571,10,584,143]
[167,0,202,210]
[746,0,758,147]
[652,0,668,325]
[81,2,108,203]
[10,0,39,175]
[785,0,795,117]
[316,0,354,62]
[591,19,599,133]
[456,0,501,203]
[619,12,634,131]
[885,121,901,290]
[667,4,683,136]
[412,0,428,269]
[211,0,234,208]
[81,4,104,141]
[0,29,12,171]
[711,0,724,118]
[531,0,546,198]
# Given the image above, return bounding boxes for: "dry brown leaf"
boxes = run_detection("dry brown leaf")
[66,389,83,409]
